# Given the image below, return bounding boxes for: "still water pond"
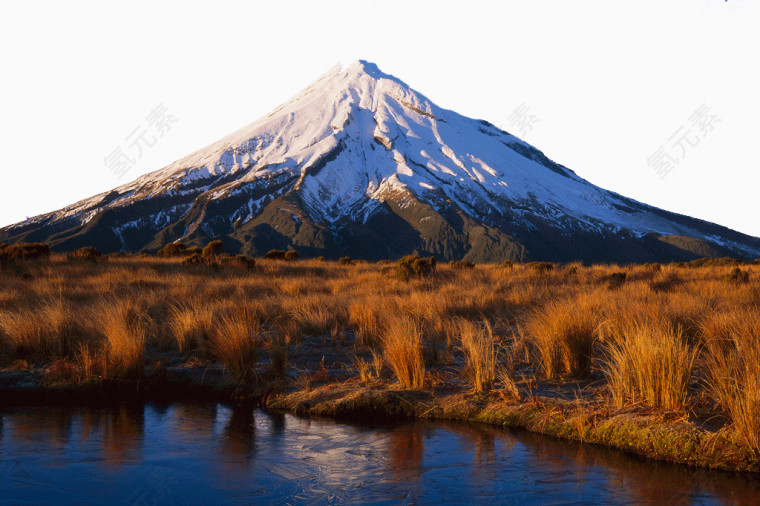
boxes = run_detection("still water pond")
[1,403,758,504]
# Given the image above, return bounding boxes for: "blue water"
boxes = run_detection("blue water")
[1,403,757,504]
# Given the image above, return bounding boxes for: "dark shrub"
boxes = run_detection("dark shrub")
[66,247,102,262]
[284,250,299,262]
[157,242,188,258]
[395,254,436,281]
[264,250,287,260]
[182,253,204,266]
[643,263,662,272]
[316,256,326,262]
[501,259,514,269]
[649,273,682,293]
[602,271,627,289]
[202,240,224,259]
[338,256,352,265]
[1,243,51,261]
[525,261,555,272]
[449,260,475,270]
[722,267,749,283]
[228,254,256,270]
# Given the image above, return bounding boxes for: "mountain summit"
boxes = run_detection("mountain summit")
[2,60,758,262]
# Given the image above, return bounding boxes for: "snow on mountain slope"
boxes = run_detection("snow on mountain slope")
[3,60,759,261]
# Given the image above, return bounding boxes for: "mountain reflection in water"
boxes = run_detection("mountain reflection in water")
[1,403,758,504]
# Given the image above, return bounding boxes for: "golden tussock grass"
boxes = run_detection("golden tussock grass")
[209,309,261,383]
[381,315,425,389]
[348,297,385,347]
[0,299,85,361]
[349,349,382,382]
[701,309,760,453]
[526,295,599,378]
[168,303,215,354]
[289,295,344,337]
[604,322,698,410]
[91,297,148,380]
[457,318,497,393]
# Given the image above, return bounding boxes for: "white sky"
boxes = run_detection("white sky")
[1,0,758,236]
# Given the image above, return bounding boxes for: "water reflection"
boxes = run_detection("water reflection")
[170,402,217,435]
[556,437,754,505]
[6,407,74,450]
[388,424,424,480]
[221,405,255,458]
[1,403,758,504]
[269,410,286,438]
[1,405,145,467]
[97,404,144,466]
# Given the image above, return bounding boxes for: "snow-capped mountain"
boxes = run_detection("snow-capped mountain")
[2,60,758,262]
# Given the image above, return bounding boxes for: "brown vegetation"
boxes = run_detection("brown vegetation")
[604,322,697,410]
[458,319,497,393]
[1,248,760,465]
[381,315,425,389]
[527,295,598,378]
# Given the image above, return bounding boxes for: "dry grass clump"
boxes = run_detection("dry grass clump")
[91,298,148,380]
[289,296,345,337]
[701,309,760,452]
[352,355,373,382]
[168,303,216,354]
[166,297,276,356]
[604,322,697,410]
[457,319,497,393]
[0,299,85,361]
[381,315,425,389]
[497,365,520,399]
[209,309,261,383]
[350,350,382,382]
[440,288,508,319]
[348,298,385,346]
[526,296,599,378]
[267,333,289,376]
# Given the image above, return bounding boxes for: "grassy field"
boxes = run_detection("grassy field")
[1,246,759,470]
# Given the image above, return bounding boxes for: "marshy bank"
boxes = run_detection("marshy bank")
[1,249,759,473]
